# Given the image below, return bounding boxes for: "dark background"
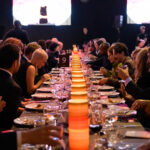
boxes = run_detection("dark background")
[0,0,150,52]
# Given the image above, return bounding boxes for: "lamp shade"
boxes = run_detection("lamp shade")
[71,91,88,100]
[71,84,86,92]
[69,100,89,150]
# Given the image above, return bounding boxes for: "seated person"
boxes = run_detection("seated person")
[2,37,24,54]
[87,40,97,60]
[99,42,134,89]
[88,39,104,61]
[15,48,50,98]
[0,44,22,130]
[47,42,59,71]
[100,43,118,77]
[51,37,63,53]
[22,42,41,64]
[89,42,111,70]
[38,40,46,51]
[117,47,150,100]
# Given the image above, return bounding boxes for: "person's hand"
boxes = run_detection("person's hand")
[99,78,108,85]
[100,67,107,75]
[88,54,97,61]
[41,74,50,82]
[137,140,150,150]
[116,67,130,80]
[22,125,63,146]
[55,57,59,62]
[0,96,6,112]
[118,83,126,97]
[131,99,148,110]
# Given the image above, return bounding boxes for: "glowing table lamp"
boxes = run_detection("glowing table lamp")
[72,74,84,80]
[72,67,82,71]
[71,64,81,67]
[72,71,83,75]
[73,47,78,54]
[71,91,88,100]
[69,100,89,150]
[71,84,87,92]
[72,79,86,86]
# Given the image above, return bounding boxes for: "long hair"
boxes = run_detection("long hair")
[134,47,148,83]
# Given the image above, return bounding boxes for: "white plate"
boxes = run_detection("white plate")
[103,109,137,117]
[100,91,120,98]
[25,103,45,111]
[14,115,55,127]
[51,71,60,74]
[37,87,52,93]
[52,68,60,71]
[98,85,114,91]
[116,110,137,116]
[92,80,99,85]
[93,71,101,74]
[31,93,54,100]
[43,81,51,85]
[90,76,104,80]
[97,98,125,105]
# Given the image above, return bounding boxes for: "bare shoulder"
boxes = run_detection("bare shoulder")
[27,65,35,73]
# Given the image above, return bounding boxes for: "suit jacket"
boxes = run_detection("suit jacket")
[90,54,112,70]
[0,131,17,150]
[126,81,150,100]
[47,50,58,71]
[0,69,21,131]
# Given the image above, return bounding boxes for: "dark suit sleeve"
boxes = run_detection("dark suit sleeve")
[126,81,150,99]
[0,80,21,130]
[0,132,17,150]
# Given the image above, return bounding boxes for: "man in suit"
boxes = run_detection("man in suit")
[0,43,22,130]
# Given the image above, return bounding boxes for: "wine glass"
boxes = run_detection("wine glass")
[90,103,103,134]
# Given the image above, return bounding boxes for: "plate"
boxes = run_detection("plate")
[25,103,45,111]
[31,93,54,100]
[92,80,99,85]
[98,85,114,91]
[103,109,137,117]
[14,115,55,127]
[100,91,120,98]
[43,81,51,85]
[97,98,125,105]
[51,71,60,74]
[52,68,60,71]
[116,110,137,116]
[36,87,52,93]
[90,76,104,80]
[93,71,101,74]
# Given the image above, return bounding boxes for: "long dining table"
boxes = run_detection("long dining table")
[13,62,150,150]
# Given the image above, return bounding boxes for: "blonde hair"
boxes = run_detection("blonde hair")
[32,48,48,61]
[134,47,148,83]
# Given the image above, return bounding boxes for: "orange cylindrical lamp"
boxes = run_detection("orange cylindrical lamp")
[69,100,89,150]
